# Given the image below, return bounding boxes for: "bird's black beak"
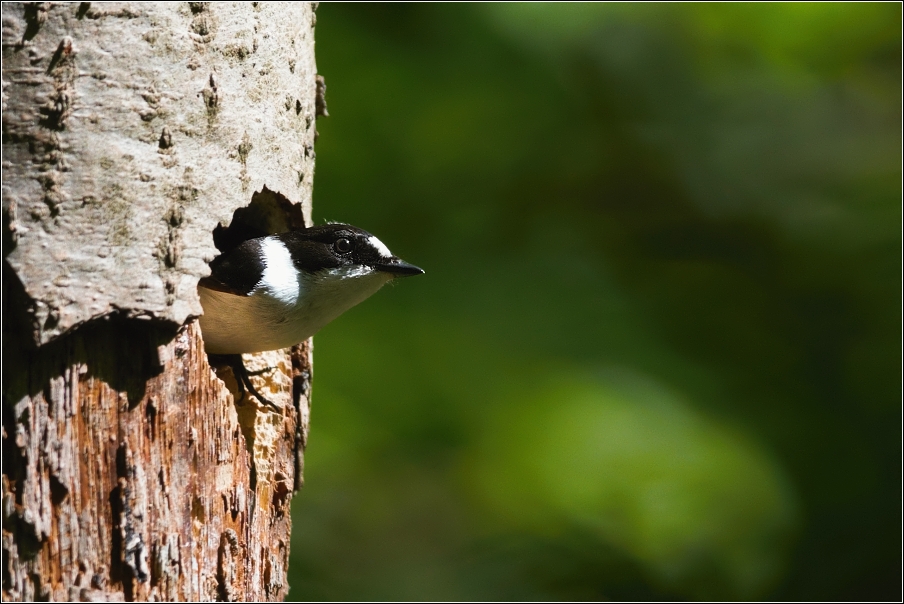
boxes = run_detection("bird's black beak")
[374,257,425,277]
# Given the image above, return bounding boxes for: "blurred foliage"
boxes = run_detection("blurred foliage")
[287,4,900,601]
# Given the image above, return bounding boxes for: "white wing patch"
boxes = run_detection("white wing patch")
[368,235,393,258]
[256,237,300,305]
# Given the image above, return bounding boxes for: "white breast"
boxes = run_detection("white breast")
[198,285,300,354]
[199,257,393,355]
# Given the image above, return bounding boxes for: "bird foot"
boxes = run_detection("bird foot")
[208,353,279,410]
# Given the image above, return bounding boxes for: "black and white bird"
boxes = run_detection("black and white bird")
[198,223,423,405]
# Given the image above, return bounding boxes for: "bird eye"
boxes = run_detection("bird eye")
[334,238,352,254]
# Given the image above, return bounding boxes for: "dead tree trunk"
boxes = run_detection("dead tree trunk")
[2,3,319,600]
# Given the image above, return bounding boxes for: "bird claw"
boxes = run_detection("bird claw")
[209,353,280,410]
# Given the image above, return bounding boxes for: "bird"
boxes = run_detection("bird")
[198,223,423,407]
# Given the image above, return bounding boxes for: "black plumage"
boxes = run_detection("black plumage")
[199,224,421,297]
[199,238,265,296]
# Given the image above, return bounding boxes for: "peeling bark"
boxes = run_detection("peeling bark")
[3,2,319,600]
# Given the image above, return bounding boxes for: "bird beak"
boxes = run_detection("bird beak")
[374,257,425,277]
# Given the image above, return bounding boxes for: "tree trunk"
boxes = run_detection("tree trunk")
[2,3,318,600]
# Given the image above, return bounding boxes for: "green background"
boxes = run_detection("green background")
[287,4,901,601]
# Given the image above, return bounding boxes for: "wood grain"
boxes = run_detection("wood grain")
[3,320,310,601]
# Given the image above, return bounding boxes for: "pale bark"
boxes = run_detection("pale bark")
[2,2,318,600]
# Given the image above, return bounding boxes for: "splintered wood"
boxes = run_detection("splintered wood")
[3,322,311,601]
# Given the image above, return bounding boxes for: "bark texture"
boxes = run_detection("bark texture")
[2,2,318,600]
[3,1,317,345]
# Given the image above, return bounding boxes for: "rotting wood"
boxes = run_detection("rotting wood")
[3,316,311,601]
